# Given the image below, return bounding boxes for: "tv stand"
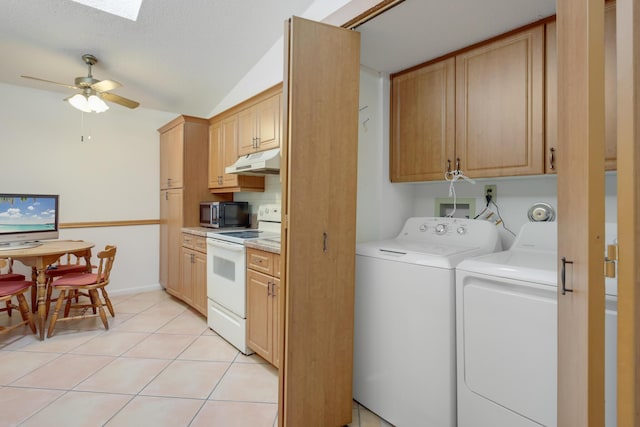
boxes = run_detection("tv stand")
[0,241,42,251]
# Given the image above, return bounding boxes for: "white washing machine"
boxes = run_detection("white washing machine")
[455,222,618,427]
[353,217,501,427]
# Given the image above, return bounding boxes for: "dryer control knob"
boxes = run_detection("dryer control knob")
[457,226,466,235]
[419,223,428,232]
[435,224,447,235]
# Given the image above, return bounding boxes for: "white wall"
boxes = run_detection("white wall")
[353,70,619,249]
[0,82,175,294]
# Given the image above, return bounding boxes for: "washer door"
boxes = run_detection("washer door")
[459,274,557,426]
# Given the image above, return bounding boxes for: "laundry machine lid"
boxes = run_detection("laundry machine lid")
[457,250,558,286]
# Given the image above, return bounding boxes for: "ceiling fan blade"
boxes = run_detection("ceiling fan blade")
[91,79,121,93]
[101,92,140,109]
[21,75,78,90]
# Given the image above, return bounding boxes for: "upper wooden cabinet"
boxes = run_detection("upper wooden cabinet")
[545,2,617,173]
[158,115,229,293]
[238,93,281,156]
[390,58,455,182]
[456,25,544,178]
[208,115,265,193]
[391,25,545,182]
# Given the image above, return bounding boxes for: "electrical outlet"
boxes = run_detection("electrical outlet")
[484,185,497,202]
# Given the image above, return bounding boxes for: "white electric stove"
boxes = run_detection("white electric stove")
[206,204,281,353]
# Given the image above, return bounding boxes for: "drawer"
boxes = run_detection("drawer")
[182,233,195,249]
[192,235,207,253]
[182,233,207,253]
[247,247,274,275]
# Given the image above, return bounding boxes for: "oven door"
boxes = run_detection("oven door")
[206,238,246,317]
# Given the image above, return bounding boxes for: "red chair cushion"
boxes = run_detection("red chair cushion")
[0,273,26,281]
[0,280,32,297]
[46,264,87,278]
[53,273,99,287]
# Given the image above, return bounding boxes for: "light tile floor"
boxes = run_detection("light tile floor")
[0,289,391,426]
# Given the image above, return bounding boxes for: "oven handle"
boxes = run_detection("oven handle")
[207,238,245,252]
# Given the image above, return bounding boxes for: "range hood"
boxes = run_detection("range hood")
[225,148,280,175]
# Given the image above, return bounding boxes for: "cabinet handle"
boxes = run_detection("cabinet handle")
[167,178,171,187]
[549,148,556,171]
[446,159,452,175]
[165,191,168,201]
[455,158,461,171]
[267,281,272,296]
[561,257,573,295]
[323,232,328,253]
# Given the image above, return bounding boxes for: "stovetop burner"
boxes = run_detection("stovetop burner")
[217,230,264,239]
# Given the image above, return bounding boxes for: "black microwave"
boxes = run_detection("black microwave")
[199,201,250,229]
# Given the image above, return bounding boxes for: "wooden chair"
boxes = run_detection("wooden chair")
[38,249,92,315]
[46,245,116,338]
[0,258,26,317]
[0,279,37,336]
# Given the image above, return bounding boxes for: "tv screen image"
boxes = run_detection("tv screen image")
[0,194,59,250]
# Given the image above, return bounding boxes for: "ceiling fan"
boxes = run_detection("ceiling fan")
[21,54,140,113]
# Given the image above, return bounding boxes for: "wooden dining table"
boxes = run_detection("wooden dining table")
[1,240,94,339]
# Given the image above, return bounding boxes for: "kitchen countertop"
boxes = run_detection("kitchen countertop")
[181,227,212,237]
[245,238,281,254]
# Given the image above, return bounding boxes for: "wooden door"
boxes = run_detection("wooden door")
[160,124,184,189]
[238,107,256,156]
[221,116,240,187]
[208,121,222,188]
[546,4,618,174]
[456,25,544,178]
[280,16,360,427]
[556,0,606,425]
[616,0,640,424]
[180,247,193,304]
[272,276,280,369]
[390,58,455,182]
[247,269,272,361]
[166,189,183,296]
[256,94,280,152]
[193,250,207,315]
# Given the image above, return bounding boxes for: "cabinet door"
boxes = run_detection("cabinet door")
[237,107,256,156]
[193,250,207,316]
[159,191,169,289]
[456,25,544,178]
[546,4,617,173]
[221,116,240,188]
[159,125,184,189]
[282,16,360,427]
[180,247,193,304]
[256,94,281,152]
[247,269,272,361]
[603,2,617,170]
[166,189,183,295]
[272,277,280,369]
[208,121,223,188]
[390,58,455,182]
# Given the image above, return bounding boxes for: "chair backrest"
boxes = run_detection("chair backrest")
[95,245,117,285]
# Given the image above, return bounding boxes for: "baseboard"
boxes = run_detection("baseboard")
[109,283,163,297]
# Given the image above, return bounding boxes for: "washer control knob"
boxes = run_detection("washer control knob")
[435,224,447,235]
[457,226,467,235]
[419,223,428,232]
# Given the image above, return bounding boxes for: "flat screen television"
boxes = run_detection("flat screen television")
[0,194,59,250]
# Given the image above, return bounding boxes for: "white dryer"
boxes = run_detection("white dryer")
[353,217,501,427]
[455,222,618,427]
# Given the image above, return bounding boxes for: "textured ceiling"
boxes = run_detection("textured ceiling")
[0,0,317,116]
[0,0,557,118]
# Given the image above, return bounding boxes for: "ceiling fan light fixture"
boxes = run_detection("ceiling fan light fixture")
[68,93,92,113]
[88,94,109,112]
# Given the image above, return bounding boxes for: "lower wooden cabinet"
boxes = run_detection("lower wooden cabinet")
[246,247,280,368]
[178,232,207,316]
